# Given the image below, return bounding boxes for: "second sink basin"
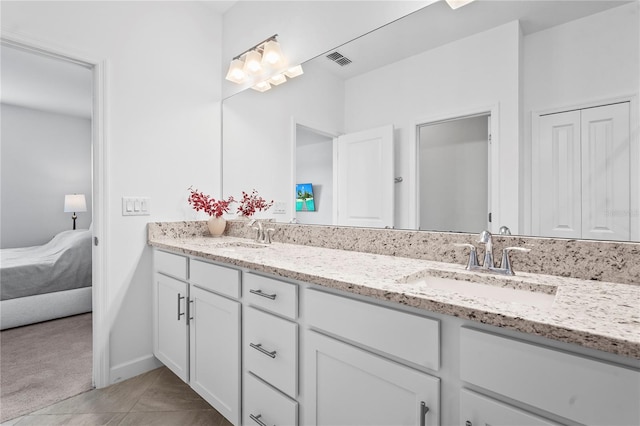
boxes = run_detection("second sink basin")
[413,275,557,309]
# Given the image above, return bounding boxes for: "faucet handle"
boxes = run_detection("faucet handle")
[454,243,479,270]
[500,247,531,275]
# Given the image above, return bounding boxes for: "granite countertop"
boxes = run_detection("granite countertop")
[149,235,640,360]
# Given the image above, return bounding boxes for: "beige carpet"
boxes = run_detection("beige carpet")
[0,313,93,422]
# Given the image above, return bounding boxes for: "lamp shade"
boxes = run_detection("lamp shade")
[251,81,272,92]
[64,194,87,212]
[261,40,284,66]
[445,0,475,9]
[243,50,263,75]
[284,65,304,78]
[225,58,247,83]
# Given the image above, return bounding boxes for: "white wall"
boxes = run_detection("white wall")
[522,2,639,235]
[2,1,223,383]
[1,103,92,248]
[344,21,521,231]
[296,127,333,225]
[221,0,435,98]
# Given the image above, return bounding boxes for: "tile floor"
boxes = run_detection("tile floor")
[2,366,232,426]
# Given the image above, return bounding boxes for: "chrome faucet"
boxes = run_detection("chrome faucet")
[247,219,275,244]
[248,219,264,242]
[455,230,531,276]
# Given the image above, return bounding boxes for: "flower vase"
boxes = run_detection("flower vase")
[207,216,226,237]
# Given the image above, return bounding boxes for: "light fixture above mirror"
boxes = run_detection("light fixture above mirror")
[225,34,303,92]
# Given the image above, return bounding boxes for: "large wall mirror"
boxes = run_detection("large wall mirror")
[223,0,639,241]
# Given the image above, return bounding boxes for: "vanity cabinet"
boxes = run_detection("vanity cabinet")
[243,272,300,425]
[189,285,240,425]
[153,246,639,426]
[460,388,561,426]
[153,250,241,426]
[304,289,440,426]
[154,273,189,382]
[460,327,640,426]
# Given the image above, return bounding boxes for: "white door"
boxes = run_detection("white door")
[534,110,582,238]
[189,286,240,426]
[460,389,561,426]
[335,125,394,228]
[305,331,439,426]
[581,103,630,241]
[154,274,189,382]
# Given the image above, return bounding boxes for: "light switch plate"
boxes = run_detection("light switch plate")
[122,196,150,216]
[273,201,286,214]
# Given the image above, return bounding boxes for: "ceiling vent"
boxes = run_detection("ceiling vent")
[326,51,352,67]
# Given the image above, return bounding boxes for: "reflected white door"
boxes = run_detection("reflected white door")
[581,103,630,241]
[334,125,394,228]
[533,102,630,240]
[534,110,582,238]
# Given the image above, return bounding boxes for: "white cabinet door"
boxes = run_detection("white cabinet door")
[581,102,630,241]
[534,110,582,238]
[154,273,189,382]
[189,286,240,426]
[460,389,561,426]
[533,102,630,240]
[335,125,394,228]
[305,331,439,426]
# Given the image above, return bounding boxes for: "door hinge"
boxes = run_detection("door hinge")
[488,212,492,223]
[94,237,99,246]
[488,133,492,143]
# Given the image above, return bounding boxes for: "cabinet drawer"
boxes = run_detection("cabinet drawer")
[244,373,298,426]
[460,388,560,426]
[460,327,640,426]
[244,307,298,398]
[190,259,240,299]
[306,289,440,370]
[244,273,297,320]
[154,250,188,280]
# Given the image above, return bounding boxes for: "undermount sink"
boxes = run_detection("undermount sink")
[216,241,267,250]
[400,268,557,309]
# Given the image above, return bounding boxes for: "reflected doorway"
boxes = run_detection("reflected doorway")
[418,114,490,233]
[295,124,334,225]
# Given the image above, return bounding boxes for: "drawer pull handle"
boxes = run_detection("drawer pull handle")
[250,289,277,300]
[177,294,185,320]
[250,342,277,358]
[249,413,270,426]
[420,401,429,426]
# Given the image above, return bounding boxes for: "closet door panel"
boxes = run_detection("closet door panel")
[581,102,630,241]
[534,110,582,238]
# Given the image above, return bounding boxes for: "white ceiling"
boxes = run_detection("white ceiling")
[311,0,632,80]
[1,0,630,118]
[1,44,93,118]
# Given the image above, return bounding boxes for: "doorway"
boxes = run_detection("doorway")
[417,114,490,233]
[1,32,108,390]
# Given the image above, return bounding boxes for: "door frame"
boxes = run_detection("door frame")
[410,104,498,232]
[531,94,639,241]
[1,29,111,388]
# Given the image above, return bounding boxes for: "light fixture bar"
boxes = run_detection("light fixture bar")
[232,34,278,61]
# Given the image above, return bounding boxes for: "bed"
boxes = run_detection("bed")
[1,229,92,330]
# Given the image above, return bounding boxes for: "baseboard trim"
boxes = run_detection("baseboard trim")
[110,354,163,385]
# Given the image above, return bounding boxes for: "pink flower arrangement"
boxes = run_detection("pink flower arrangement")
[187,187,234,218]
[236,189,274,217]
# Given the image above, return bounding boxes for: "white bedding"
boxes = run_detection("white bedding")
[1,229,92,301]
